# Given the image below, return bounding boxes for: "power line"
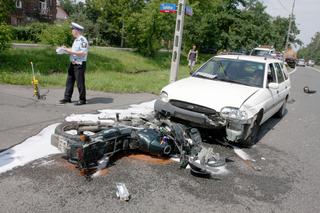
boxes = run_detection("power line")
[276,0,290,13]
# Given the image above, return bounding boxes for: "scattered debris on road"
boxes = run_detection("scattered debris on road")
[51,113,228,179]
[303,86,317,94]
[116,183,130,201]
[188,147,226,177]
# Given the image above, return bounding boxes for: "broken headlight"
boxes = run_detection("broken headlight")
[220,107,248,121]
[160,91,169,103]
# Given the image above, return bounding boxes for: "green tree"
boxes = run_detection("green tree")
[0,0,14,23]
[0,23,12,51]
[126,0,175,56]
[184,0,301,53]
[54,0,302,56]
[59,0,86,16]
[85,0,146,46]
[184,0,248,52]
[0,0,14,52]
[298,32,320,64]
[40,22,73,46]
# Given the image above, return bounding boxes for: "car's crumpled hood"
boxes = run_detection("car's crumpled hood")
[163,77,260,111]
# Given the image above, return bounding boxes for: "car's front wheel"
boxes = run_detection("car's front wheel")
[239,113,262,148]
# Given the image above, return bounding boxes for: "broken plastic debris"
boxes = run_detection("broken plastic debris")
[188,147,226,176]
[303,86,316,94]
[97,157,109,170]
[116,183,130,201]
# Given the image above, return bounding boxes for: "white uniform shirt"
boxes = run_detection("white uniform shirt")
[70,35,88,64]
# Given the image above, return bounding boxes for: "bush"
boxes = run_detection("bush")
[40,22,73,46]
[12,22,49,43]
[0,23,12,51]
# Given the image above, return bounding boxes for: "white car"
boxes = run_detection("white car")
[297,59,306,67]
[155,55,291,147]
[250,46,276,58]
[307,60,315,67]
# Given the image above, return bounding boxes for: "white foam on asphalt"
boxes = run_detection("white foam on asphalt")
[0,100,231,176]
[66,100,155,122]
[232,146,254,161]
[0,101,156,174]
[0,123,61,174]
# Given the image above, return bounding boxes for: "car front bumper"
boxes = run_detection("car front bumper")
[155,99,253,142]
[154,99,226,129]
[225,121,251,142]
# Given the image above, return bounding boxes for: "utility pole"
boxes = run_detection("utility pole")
[121,18,124,48]
[169,0,186,83]
[285,0,296,51]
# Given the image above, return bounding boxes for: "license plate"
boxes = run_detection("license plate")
[57,136,70,153]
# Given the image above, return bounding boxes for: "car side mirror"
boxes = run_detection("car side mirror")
[268,82,279,89]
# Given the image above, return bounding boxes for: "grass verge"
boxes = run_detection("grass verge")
[0,47,211,94]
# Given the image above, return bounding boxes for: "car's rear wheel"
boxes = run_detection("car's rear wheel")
[275,99,287,118]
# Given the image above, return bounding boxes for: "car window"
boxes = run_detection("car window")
[274,63,284,83]
[279,62,289,80]
[251,49,269,56]
[199,59,228,76]
[194,58,265,88]
[268,64,277,83]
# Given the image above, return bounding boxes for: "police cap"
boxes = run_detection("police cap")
[71,22,84,31]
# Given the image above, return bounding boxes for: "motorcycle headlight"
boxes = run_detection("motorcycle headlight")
[220,107,248,121]
[160,91,169,103]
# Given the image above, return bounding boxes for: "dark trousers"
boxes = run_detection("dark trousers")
[64,62,86,101]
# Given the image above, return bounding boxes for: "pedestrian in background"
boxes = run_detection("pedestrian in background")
[188,44,198,73]
[59,22,88,105]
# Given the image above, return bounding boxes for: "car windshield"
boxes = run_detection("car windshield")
[193,58,265,88]
[251,49,270,56]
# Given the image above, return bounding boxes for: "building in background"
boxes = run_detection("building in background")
[56,0,68,21]
[10,0,57,25]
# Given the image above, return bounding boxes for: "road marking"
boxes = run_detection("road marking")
[289,67,297,75]
[309,67,320,73]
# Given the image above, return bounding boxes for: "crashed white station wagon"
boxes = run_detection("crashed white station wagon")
[155,55,291,147]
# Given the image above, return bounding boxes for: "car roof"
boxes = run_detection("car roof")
[253,47,275,51]
[214,54,282,63]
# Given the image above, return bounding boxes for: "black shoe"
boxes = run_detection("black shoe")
[74,100,86,106]
[59,99,71,104]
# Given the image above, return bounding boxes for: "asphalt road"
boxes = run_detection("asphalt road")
[0,84,156,151]
[0,66,320,213]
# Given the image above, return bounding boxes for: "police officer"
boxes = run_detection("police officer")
[59,22,88,105]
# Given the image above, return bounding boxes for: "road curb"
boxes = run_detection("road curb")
[289,67,297,75]
[310,67,320,73]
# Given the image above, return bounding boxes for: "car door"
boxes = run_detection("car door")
[263,63,279,122]
[274,62,288,106]
[279,62,291,93]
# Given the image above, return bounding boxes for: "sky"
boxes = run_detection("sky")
[261,0,320,46]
